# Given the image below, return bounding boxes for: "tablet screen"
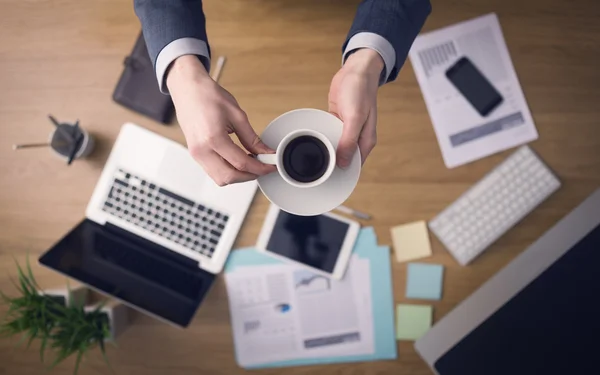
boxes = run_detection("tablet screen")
[266,211,350,273]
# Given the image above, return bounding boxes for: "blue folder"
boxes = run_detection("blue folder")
[225,227,397,369]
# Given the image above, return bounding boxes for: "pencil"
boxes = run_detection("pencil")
[211,56,226,83]
[334,205,371,220]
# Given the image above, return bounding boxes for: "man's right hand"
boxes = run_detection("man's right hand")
[166,55,276,186]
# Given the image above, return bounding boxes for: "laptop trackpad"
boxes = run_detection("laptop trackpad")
[158,149,208,197]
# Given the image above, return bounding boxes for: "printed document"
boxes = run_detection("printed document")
[409,13,538,168]
[225,255,374,367]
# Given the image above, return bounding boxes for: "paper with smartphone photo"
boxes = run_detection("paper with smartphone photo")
[225,254,374,367]
[409,13,539,168]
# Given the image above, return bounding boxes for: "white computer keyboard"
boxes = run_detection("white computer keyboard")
[429,146,561,265]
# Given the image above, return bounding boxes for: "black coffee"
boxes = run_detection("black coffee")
[282,136,329,183]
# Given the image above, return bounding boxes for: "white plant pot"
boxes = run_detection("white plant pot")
[39,285,88,307]
[85,300,130,342]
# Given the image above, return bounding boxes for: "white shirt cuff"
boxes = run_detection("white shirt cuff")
[155,37,211,94]
[342,32,396,85]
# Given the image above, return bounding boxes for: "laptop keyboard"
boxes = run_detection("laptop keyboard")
[101,169,229,258]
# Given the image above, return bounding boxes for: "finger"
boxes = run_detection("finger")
[210,134,276,176]
[200,149,258,187]
[230,110,274,155]
[357,107,377,165]
[336,114,365,169]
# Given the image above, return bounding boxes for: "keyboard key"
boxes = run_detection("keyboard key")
[115,179,128,187]
[159,187,194,207]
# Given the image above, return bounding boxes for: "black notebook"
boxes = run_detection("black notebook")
[113,32,174,124]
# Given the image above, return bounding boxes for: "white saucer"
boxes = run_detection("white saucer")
[257,109,361,216]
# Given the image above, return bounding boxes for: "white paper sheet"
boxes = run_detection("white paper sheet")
[225,255,374,367]
[409,13,538,168]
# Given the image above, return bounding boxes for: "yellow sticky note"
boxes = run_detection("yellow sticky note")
[391,221,432,263]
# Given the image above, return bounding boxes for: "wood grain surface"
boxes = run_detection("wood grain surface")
[1,0,599,374]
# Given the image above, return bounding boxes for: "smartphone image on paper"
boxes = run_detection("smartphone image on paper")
[446,57,504,117]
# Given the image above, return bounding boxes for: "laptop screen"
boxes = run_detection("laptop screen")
[39,219,215,327]
[434,223,600,374]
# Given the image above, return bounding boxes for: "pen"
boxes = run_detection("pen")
[211,56,226,83]
[334,205,371,220]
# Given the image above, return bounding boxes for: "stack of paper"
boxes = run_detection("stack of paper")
[224,227,396,369]
[409,13,538,168]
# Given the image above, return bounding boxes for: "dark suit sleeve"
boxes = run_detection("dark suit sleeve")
[134,0,210,68]
[344,0,432,83]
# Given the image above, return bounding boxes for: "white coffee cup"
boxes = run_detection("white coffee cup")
[257,129,336,188]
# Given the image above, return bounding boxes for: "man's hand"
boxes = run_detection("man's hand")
[167,55,276,186]
[328,49,384,168]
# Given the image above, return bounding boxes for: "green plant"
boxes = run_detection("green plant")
[48,303,111,374]
[0,259,112,374]
[0,258,61,361]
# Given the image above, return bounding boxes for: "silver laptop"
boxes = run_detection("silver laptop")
[415,188,600,374]
[86,123,256,274]
[40,123,257,327]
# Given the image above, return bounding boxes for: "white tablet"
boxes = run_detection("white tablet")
[256,204,360,280]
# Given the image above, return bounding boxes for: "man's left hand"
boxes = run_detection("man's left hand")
[328,48,384,168]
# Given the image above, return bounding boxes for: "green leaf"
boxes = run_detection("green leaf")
[100,342,113,374]
[25,256,40,290]
[0,289,14,304]
[15,263,31,296]
[48,350,70,370]
[8,274,24,295]
[40,335,48,363]
[26,328,37,348]
[73,350,84,375]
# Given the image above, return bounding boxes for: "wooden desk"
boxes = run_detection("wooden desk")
[1,0,599,373]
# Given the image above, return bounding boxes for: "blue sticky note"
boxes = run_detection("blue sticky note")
[405,263,444,300]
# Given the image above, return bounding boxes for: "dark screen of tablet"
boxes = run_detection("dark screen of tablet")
[435,223,600,375]
[266,211,349,273]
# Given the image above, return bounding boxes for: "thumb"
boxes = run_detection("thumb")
[231,110,274,155]
[336,115,363,168]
